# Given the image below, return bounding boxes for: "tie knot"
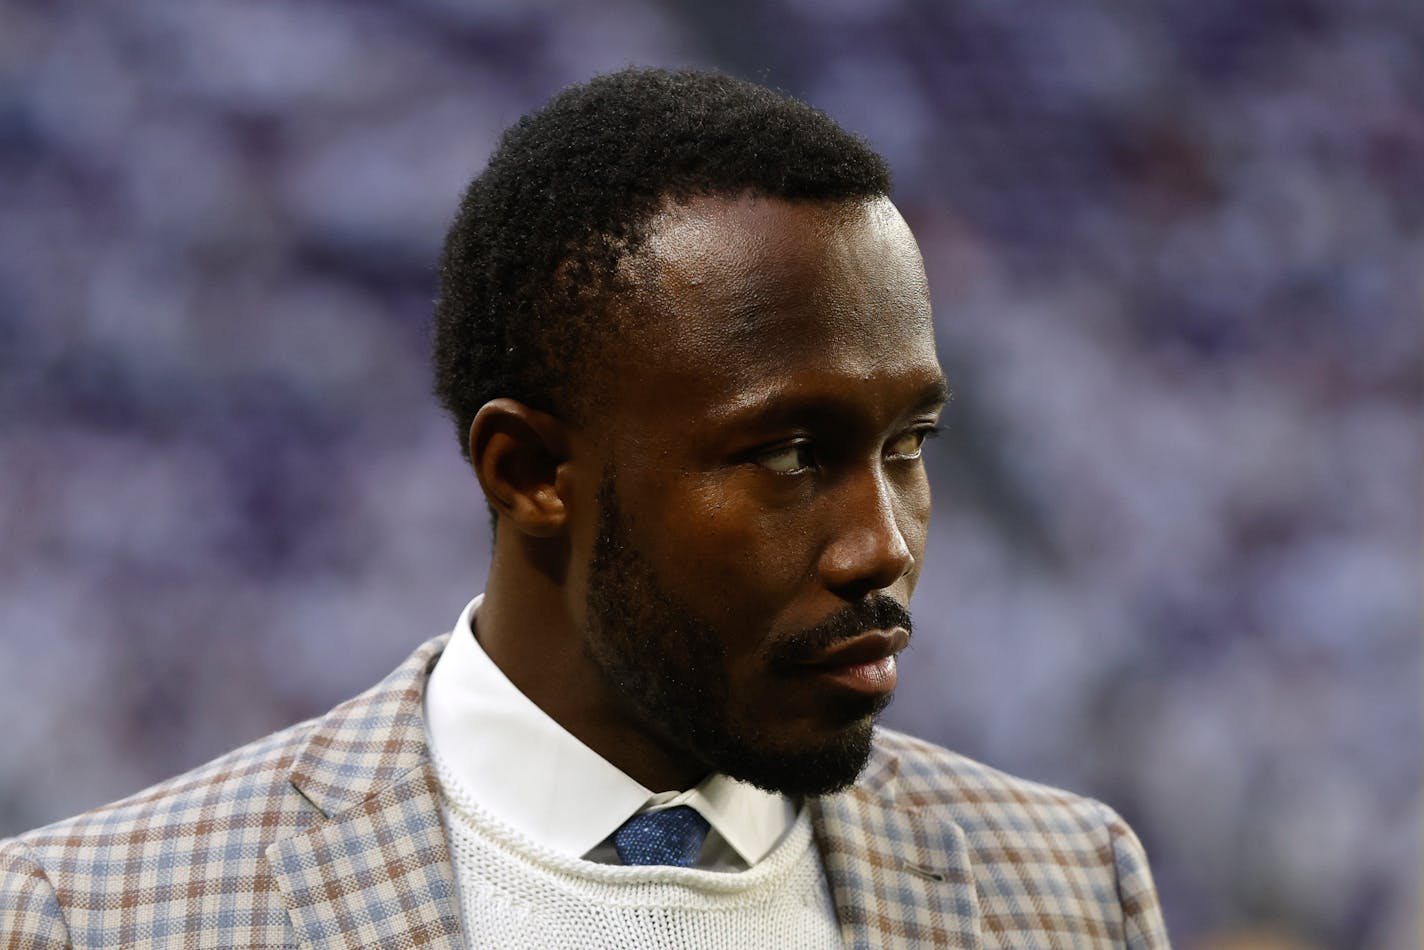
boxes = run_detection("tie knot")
[612,805,711,867]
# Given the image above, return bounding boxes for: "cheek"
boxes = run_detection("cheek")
[907,476,933,549]
[652,480,813,632]
[896,473,934,587]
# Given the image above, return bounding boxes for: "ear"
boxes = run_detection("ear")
[468,399,572,538]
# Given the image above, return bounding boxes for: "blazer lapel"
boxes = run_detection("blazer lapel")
[810,745,982,950]
[265,634,464,950]
[266,764,463,950]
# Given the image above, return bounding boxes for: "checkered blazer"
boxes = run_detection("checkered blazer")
[1,634,1169,948]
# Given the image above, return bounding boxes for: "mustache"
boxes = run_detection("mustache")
[768,595,913,667]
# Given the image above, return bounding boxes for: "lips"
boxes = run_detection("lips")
[790,627,910,697]
[796,627,909,669]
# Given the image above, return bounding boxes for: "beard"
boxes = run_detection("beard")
[582,473,912,797]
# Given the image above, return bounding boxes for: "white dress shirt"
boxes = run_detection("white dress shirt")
[424,596,797,871]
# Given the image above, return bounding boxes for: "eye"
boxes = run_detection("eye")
[755,440,816,474]
[886,425,940,461]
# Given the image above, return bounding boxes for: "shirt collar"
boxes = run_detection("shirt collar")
[424,596,793,865]
[645,775,797,867]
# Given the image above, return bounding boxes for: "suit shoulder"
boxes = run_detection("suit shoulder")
[7,632,449,863]
[0,717,321,946]
[0,635,451,947]
[865,733,1168,944]
[8,714,320,860]
[869,727,1116,833]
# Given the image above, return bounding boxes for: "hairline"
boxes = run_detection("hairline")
[575,190,894,425]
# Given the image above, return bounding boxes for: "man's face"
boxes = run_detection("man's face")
[571,194,946,796]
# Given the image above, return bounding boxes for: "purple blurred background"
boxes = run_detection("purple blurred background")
[1,2,1419,947]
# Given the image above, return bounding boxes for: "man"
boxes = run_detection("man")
[0,69,1169,948]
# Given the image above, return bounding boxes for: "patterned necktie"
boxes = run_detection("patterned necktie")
[612,805,711,867]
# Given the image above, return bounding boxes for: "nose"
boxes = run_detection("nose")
[815,465,916,601]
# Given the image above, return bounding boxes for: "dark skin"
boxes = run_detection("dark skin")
[469,194,947,792]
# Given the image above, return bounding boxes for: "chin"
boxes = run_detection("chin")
[714,714,880,798]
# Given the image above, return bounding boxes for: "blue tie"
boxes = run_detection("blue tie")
[612,805,711,867]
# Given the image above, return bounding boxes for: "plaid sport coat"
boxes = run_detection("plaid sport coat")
[1,634,1169,948]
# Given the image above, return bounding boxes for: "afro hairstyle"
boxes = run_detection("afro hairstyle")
[433,67,892,459]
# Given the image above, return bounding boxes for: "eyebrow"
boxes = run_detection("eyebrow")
[919,376,953,409]
[713,374,952,430]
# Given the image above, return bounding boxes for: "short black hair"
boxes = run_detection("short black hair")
[433,67,891,457]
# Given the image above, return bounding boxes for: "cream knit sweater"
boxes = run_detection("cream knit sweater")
[433,756,845,949]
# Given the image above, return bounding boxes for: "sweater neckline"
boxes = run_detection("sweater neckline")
[432,750,817,897]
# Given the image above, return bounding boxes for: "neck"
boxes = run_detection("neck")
[477,537,709,792]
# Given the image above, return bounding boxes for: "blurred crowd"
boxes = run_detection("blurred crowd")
[0,2,1418,948]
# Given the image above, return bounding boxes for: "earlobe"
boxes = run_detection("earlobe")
[469,399,572,537]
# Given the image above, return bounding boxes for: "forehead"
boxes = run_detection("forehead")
[607,194,939,418]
